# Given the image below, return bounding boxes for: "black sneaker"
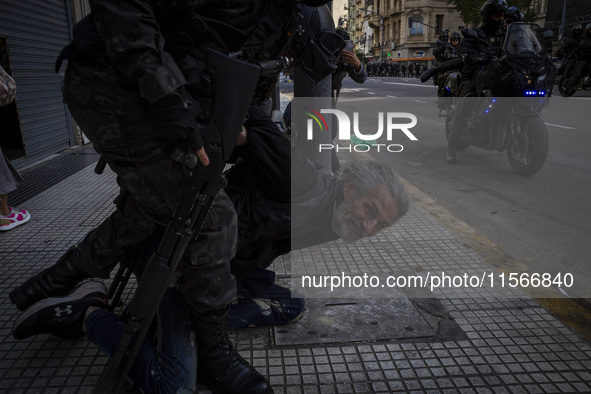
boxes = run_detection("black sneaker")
[13,281,107,340]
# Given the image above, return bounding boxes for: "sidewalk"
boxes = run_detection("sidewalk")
[1,142,591,393]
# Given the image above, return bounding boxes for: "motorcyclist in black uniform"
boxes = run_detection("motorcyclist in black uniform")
[447,32,462,59]
[565,23,591,93]
[503,6,525,31]
[433,31,450,63]
[557,24,584,78]
[446,0,507,164]
[420,32,462,83]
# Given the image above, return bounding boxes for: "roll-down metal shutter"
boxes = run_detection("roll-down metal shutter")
[0,0,74,164]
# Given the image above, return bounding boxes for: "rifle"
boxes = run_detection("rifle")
[94,49,261,393]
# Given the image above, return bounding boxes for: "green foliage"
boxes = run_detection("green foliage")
[447,0,483,25]
[355,49,364,62]
[447,0,535,26]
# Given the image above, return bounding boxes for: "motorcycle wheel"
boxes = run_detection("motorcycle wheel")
[558,77,576,97]
[507,116,549,176]
[445,113,469,152]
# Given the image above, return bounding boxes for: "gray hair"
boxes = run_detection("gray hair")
[338,160,409,224]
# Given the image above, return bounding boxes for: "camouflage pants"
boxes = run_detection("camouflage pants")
[62,60,237,314]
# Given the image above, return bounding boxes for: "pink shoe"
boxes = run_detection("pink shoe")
[0,207,31,231]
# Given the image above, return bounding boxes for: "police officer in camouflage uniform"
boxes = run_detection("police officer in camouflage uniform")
[9,1,334,393]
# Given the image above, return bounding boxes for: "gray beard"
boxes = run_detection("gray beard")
[331,200,357,244]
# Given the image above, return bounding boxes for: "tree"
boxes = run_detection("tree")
[447,0,535,26]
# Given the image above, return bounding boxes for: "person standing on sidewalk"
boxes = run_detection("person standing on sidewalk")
[8,1,341,393]
[0,145,30,231]
[0,62,30,232]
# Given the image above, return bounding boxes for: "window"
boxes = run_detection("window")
[410,16,423,36]
[435,15,444,33]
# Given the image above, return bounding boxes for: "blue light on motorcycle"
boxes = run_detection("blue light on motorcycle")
[524,90,547,96]
[485,109,490,114]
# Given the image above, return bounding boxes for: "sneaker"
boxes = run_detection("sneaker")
[13,280,107,340]
[0,207,30,231]
[228,284,306,330]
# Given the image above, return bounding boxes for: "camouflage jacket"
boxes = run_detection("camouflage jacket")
[66,0,298,104]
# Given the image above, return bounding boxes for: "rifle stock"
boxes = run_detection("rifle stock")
[94,49,260,393]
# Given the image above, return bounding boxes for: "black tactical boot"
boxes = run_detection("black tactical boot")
[446,148,457,164]
[9,246,88,311]
[194,307,273,394]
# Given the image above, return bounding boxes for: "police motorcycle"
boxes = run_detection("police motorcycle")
[421,39,463,114]
[437,65,462,113]
[446,22,555,176]
[557,64,591,97]
[556,24,590,97]
[435,35,463,114]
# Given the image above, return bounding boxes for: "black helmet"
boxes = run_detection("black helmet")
[586,23,591,36]
[572,24,584,38]
[439,31,449,42]
[480,0,508,31]
[450,32,461,43]
[505,6,525,23]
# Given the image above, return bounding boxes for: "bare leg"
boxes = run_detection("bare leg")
[1,194,10,216]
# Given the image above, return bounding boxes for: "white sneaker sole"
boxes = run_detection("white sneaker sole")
[14,280,107,327]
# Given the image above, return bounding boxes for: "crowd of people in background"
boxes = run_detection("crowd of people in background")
[365,61,428,78]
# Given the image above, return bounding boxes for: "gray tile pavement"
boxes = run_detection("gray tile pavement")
[1,151,590,393]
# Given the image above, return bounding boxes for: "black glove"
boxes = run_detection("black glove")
[150,90,204,151]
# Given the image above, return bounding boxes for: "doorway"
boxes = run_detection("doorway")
[0,37,25,161]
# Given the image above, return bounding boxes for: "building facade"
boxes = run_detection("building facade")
[349,0,465,64]
[332,0,350,29]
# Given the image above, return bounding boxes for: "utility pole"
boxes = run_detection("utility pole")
[559,0,567,45]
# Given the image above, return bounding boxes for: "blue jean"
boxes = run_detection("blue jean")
[85,286,197,393]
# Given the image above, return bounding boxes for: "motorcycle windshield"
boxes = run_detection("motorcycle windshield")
[504,23,544,57]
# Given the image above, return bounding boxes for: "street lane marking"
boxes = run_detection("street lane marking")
[387,95,397,98]
[384,82,436,88]
[545,123,574,130]
[413,100,428,104]
[553,96,591,101]
[338,97,388,102]
[368,92,376,95]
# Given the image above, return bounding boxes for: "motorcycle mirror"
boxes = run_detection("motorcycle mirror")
[542,30,553,39]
